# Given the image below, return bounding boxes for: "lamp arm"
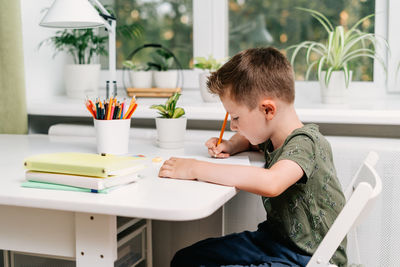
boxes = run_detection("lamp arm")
[89,0,117,97]
[89,0,115,31]
[108,20,117,97]
[90,0,112,17]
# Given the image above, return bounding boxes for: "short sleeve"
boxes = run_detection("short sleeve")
[276,134,316,183]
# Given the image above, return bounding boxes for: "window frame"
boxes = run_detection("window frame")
[387,0,400,92]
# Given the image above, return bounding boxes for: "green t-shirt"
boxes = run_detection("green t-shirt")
[259,124,347,266]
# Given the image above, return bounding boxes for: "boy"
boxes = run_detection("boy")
[159,47,347,267]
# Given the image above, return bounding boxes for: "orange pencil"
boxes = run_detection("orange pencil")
[85,101,96,118]
[123,97,136,119]
[88,100,97,118]
[217,112,229,146]
[91,105,97,118]
[107,97,113,120]
[126,103,138,119]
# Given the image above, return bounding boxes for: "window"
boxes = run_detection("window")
[101,0,193,69]
[228,0,376,82]
[102,0,396,92]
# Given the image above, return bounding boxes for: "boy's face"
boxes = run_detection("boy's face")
[220,94,271,145]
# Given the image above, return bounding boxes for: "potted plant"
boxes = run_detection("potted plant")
[148,49,178,89]
[289,8,388,104]
[150,92,186,149]
[123,60,152,88]
[40,29,107,98]
[194,56,224,102]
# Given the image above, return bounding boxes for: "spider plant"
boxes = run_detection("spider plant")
[150,92,185,118]
[289,7,388,88]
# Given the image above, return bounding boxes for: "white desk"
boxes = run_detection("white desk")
[0,134,245,266]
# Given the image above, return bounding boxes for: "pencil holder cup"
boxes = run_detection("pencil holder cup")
[94,119,131,155]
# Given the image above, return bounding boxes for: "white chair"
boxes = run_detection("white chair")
[306,151,382,267]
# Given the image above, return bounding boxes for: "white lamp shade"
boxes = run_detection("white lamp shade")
[40,0,106,29]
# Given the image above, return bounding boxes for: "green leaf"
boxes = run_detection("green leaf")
[150,104,167,115]
[325,67,334,87]
[172,108,185,118]
[343,64,350,88]
[305,61,319,80]
[317,56,326,84]
[149,92,184,119]
[296,7,334,32]
[194,56,224,71]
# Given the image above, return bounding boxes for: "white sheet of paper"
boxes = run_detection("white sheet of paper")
[150,155,251,176]
[184,155,251,166]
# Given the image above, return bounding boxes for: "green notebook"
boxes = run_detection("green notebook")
[21,181,110,193]
[24,152,145,178]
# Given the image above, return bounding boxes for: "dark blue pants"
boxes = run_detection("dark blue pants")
[170,221,311,267]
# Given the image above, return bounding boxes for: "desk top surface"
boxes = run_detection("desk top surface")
[0,134,261,221]
[3,132,400,221]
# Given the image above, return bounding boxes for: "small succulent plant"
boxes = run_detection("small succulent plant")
[150,92,185,118]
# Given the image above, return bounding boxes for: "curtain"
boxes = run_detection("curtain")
[0,0,28,134]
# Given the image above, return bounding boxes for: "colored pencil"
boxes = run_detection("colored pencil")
[126,103,138,119]
[84,97,137,120]
[122,97,136,119]
[217,112,229,146]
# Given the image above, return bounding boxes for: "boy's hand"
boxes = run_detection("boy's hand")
[158,157,197,180]
[205,137,232,158]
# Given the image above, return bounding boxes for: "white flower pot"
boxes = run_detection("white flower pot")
[155,117,187,149]
[64,64,100,99]
[130,70,152,88]
[199,72,219,102]
[154,70,178,88]
[319,71,352,104]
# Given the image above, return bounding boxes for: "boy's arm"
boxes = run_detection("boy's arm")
[160,158,304,197]
[227,133,254,154]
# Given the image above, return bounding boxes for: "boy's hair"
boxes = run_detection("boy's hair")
[207,47,295,108]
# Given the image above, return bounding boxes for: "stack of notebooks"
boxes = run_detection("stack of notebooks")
[22,153,146,193]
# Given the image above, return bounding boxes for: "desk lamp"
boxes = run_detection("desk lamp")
[40,0,117,98]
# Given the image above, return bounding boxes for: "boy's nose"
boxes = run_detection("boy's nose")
[230,121,237,131]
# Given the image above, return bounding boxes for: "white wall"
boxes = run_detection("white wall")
[20,0,70,101]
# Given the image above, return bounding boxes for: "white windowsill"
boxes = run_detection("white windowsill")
[27,87,400,126]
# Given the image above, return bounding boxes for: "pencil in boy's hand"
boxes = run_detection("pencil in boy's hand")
[217,112,229,146]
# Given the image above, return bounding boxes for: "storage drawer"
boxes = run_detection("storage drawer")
[5,217,150,267]
[9,252,75,267]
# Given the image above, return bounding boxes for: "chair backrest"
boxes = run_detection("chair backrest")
[306,151,382,267]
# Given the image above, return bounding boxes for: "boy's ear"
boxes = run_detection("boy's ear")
[259,99,276,120]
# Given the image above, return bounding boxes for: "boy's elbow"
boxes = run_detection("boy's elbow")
[259,184,282,197]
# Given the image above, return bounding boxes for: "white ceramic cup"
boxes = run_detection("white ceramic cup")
[94,119,131,155]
